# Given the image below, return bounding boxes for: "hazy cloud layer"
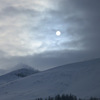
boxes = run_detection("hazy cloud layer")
[0,0,100,71]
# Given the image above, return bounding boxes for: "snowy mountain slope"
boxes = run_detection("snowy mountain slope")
[0,64,39,85]
[0,69,6,75]
[0,58,100,100]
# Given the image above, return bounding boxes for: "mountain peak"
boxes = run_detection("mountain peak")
[15,63,34,70]
[0,64,39,85]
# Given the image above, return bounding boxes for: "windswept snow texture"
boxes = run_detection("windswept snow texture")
[0,67,39,85]
[0,58,100,100]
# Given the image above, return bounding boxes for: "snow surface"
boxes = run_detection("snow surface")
[0,58,100,100]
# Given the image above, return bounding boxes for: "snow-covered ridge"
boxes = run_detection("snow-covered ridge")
[0,64,39,85]
[0,58,100,100]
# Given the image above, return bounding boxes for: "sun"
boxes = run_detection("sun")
[56,31,61,36]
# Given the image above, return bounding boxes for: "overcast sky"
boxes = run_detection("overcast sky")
[0,0,100,72]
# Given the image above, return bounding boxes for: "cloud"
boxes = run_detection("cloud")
[0,2,45,56]
[0,0,100,71]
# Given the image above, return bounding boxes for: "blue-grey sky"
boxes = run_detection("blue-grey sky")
[0,0,100,72]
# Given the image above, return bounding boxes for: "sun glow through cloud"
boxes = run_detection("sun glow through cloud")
[56,31,61,36]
